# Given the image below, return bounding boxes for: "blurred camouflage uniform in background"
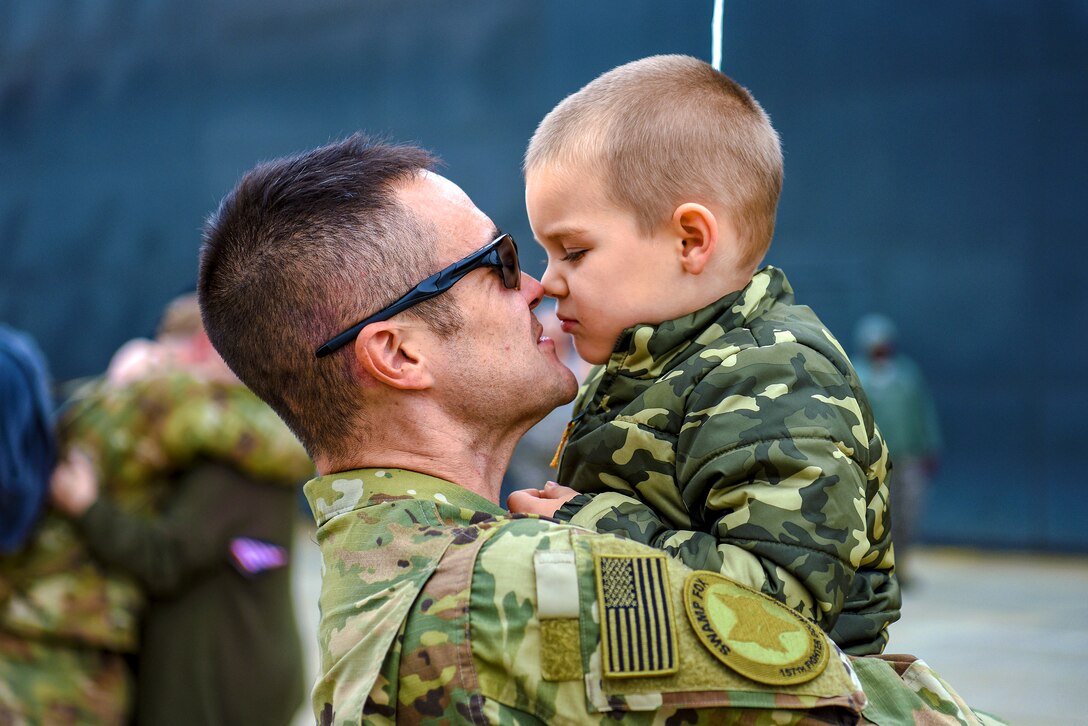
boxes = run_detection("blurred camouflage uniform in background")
[552,267,900,656]
[306,468,999,725]
[0,371,311,724]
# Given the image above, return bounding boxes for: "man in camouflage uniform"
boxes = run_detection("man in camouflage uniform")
[0,297,312,725]
[198,134,1001,725]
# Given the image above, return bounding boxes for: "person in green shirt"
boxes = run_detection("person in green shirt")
[854,313,943,585]
[196,132,1001,725]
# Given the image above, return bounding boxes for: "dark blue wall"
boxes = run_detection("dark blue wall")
[2,1,1085,550]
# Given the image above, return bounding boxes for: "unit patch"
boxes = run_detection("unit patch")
[683,571,829,685]
[593,553,678,678]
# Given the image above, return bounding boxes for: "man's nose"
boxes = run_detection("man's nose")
[520,272,544,310]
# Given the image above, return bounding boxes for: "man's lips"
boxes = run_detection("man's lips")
[533,320,550,345]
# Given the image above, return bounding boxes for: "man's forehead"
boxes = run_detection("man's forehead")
[397,170,496,254]
[400,170,472,210]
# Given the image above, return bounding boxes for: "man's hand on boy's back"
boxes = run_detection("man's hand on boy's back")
[507,480,578,517]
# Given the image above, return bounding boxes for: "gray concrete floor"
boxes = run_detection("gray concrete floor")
[291,523,1088,725]
[885,547,1088,726]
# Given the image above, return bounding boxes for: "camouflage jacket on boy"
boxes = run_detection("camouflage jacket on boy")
[305,468,995,726]
[0,371,312,653]
[553,266,900,656]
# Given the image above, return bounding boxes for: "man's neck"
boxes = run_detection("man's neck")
[314,408,522,505]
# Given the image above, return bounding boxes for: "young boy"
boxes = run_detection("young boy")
[507,55,899,656]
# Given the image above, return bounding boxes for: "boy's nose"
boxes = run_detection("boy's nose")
[539,263,566,298]
[520,272,544,310]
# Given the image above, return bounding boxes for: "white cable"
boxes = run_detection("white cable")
[711,0,724,71]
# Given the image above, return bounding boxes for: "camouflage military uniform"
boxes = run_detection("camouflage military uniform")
[305,467,996,725]
[553,267,900,656]
[0,371,312,724]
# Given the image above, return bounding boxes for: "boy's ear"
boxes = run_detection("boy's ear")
[670,203,718,275]
[351,321,434,391]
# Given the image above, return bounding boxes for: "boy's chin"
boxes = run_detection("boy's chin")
[573,343,608,366]
[574,333,621,366]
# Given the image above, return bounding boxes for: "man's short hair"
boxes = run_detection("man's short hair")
[525,54,783,270]
[198,134,460,461]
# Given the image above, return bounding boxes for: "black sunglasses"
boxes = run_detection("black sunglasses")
[315,233,521,357]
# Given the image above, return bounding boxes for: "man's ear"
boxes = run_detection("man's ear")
[670,203,718,275]
[351,321,434,391]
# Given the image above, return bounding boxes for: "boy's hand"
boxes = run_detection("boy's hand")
[507,481,579,517]
[50,449,100,517]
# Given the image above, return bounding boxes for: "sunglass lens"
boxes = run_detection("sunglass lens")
[498,236,520,289]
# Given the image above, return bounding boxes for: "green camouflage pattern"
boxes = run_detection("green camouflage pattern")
[305,467,995,725]
[0,370,311,719]
[852,654,1008,726]
[554,266,900,656]
[0,631,132,725]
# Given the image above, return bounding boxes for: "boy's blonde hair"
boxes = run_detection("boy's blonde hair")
[525,55,783,270]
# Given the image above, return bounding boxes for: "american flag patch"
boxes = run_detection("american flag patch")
[594,553,678,678]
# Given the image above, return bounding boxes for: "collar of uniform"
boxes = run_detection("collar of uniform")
[303,467,506,527]
[605,266,794,380]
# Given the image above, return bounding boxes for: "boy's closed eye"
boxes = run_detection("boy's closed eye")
[561,249,587,263]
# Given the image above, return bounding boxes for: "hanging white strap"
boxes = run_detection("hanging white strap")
[711,0,724,71]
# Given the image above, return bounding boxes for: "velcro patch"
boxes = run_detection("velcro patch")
[594,553,678,678]
[534,550,580,618]
[683,571,829,685]
[540,619,583,681]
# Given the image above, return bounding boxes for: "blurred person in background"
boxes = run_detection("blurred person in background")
[501,299,591,503]
[1,324,131,726]
[1,293,312,725]
[0,324,56,555]
[854,313,942,586]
